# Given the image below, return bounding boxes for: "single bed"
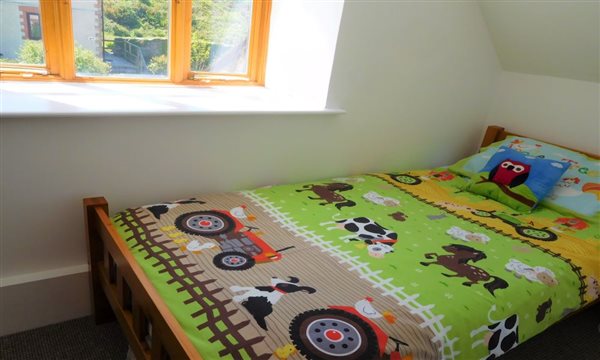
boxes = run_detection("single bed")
[84,125,599,360]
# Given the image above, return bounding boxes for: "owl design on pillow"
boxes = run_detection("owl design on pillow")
[466,147,570,212]
[489,160,531,188]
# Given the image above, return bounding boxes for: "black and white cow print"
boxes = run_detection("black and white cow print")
[334,217,398,244]
[470,305,519,360]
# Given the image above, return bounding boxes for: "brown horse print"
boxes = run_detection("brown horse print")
[296,183,356,210]
[420,244,508,296]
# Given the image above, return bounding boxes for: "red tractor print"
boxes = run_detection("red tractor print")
[174,209,292,271]
[289,298,410,360]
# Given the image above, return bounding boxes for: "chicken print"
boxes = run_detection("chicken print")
[355,297,397,323]
[182,240,218,254]
[355,297,383,319]
[230,205,256,221]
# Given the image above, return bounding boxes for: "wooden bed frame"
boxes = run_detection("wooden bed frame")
[84,197,199,360]
[84,125,598,360]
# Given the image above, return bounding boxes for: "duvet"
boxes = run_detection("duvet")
[112,169,599,360]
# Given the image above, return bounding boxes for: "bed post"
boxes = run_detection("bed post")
[481,125,506,148]
[84,197,115,324]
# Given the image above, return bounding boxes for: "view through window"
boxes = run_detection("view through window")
[191,0,252,74]
[71,0,169,77]
[0,0,45,65]
[0,0,270,84]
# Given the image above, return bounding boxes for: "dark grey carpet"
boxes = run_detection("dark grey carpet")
[1,303,598,359]
[0,317,128,360]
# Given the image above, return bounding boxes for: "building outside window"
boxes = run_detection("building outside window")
[25,12,41,40]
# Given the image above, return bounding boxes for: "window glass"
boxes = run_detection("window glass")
[191,0,252,74]
[0,0,45,65]
[27,13,41,40]
[71,0,169,78]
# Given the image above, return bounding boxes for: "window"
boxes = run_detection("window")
[190,0,252,74]
[26,13,41,40]
[0,1,45,66]
[0,0,271,85]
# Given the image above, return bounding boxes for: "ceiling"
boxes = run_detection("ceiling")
[479,0,599,83]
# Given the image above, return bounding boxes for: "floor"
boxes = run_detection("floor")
[0,303,598,359]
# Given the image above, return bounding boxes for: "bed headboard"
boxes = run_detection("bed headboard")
[481,125,600,160]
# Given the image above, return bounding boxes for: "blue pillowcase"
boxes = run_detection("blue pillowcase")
[466,147,571,212]
[449,136,599,221]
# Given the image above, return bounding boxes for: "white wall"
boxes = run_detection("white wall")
[266,0,344,108]
[0,272,90,336]
[71,0,102,58]
[479,0,599,83]
[0,1,500,335]
[486,71,600,154]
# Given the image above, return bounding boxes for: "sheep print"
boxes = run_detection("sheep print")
[112,168,599,360]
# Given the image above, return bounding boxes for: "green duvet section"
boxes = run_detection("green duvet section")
[252,173,584,359]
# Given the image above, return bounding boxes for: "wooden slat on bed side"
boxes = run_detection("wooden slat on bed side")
[84,198,202,360]
[84,197,115,324]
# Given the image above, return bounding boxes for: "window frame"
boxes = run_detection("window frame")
[0,0,272,86]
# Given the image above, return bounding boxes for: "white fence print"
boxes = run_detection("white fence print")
[241,190,460,359]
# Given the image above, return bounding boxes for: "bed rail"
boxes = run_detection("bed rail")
[84,197,201,360]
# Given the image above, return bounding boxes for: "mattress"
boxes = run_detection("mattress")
[112,169,599,360]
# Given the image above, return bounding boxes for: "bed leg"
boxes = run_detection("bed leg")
[84,197,115,324]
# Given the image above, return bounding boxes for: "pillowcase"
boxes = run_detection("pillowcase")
[465,147,570,212]
[449,135,599,221]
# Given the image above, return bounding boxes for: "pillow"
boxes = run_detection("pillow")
[465,147,570,212]
[449,135,600,221]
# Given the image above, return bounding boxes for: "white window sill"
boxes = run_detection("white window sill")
[0,81,345,117]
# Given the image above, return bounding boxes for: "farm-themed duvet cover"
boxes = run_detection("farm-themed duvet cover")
[112,169,600,360]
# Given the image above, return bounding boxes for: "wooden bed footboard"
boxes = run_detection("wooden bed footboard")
[84,197,201,360]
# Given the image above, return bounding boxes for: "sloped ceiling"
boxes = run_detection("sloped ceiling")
[479,0,599,83]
